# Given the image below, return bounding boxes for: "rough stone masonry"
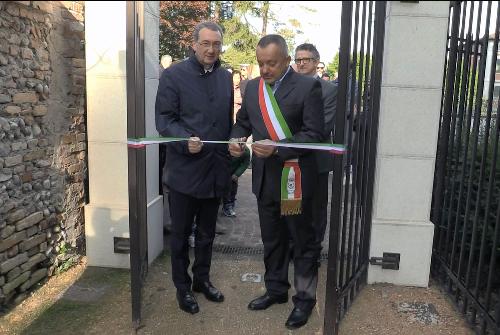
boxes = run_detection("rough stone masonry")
[0,1,86,309]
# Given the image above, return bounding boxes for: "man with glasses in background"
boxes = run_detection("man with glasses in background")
[294,43,337,247]
[316,61,326,77]
[155,21,233,315]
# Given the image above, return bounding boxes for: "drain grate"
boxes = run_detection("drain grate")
[213,244,329,260]
[213,244,263,255]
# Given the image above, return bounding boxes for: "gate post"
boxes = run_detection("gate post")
[367,1,449,287]
[84,1,163,268]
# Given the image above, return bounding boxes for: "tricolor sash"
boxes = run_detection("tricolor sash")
[258,78,302,216]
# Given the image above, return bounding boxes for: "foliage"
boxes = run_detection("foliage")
[159,1,210,61]
[55,243,80,274]
[220,2,305,68]
[327,52,339,77]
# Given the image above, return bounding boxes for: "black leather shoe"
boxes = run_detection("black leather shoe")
[285,307,312,330]
[176,290,199,314]
[192,281,224,302]
[248,293,288,311]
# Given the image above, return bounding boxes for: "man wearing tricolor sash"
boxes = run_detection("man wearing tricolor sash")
[229,35,324,330]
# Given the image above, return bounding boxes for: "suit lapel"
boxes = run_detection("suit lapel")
[274,69,297,103]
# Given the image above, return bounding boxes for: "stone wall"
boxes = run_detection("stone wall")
[0,1,86,309]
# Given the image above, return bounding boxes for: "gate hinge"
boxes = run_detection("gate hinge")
[369,252,400,270]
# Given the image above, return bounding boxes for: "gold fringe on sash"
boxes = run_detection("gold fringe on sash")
[281,199,302,216]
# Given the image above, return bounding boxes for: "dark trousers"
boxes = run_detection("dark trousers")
[257,196,321,311]
[312,172,329,244]
[223,178,238,206]
[168,189,220,292]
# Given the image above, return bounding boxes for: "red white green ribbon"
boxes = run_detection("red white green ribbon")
[126,137,346,154]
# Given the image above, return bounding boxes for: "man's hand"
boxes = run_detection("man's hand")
[252,141,276,158]
[229,137,246,157]
[188,137,203,154]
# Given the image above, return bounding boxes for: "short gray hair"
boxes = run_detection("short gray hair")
[295,43,320,60]
[193,21,223,42]
[257,34,288,57]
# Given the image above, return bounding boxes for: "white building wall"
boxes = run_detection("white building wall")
[84,1,162,268]
[367,1,449,287]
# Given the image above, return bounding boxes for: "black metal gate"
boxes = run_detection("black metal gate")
[126,1,149,329]
[431,2,500,335]
[324,1,387,334]
[125,0,386,332]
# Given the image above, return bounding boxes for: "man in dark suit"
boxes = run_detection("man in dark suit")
[155,21,232,315]
[294,43,338,245]
[229,35,324,330]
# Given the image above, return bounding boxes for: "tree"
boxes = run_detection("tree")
[327,52,339,78]
[219,2,261,69]
[159,1,210,61]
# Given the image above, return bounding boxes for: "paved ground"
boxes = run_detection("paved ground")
[174,169,331,253]
[0,170,475,334]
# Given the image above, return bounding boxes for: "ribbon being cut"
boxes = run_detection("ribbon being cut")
[126,137,345,154]
[128,78,345,216]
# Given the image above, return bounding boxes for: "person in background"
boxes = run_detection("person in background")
[316,61,326,77]
[321,72,331,81]
[222,145,250,217]
[294,43,337,248]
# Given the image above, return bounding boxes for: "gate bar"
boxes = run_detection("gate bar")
[324,2,353,333]
[126,1,147,329]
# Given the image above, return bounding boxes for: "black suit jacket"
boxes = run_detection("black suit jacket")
[231,68,324,201]
[155,56,233,198]
[316,78,338,173]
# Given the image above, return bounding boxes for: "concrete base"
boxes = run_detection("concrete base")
[84,205,130,268]
[367,220,434,287]
[84,195,163,269]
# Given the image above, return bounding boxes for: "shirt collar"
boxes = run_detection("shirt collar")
[271,66,291,93]
[204,64,214,73]
[273,66,291,86]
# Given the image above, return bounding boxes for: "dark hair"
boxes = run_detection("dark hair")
[322,73,330,79]
[295,43,320,60]
[257,34,288,57]
[193,21,223,42]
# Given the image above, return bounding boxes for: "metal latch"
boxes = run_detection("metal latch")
[369,252,400,270]
[114,237,130,254]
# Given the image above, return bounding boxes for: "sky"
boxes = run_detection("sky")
[246,1,342,64]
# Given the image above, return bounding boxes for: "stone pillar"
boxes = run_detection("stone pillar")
[367,1,449,287]
[84,1,162,268]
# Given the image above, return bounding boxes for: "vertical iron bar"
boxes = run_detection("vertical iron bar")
[343,0,360,312]
[444,2,469,279]
[459,1,499,311]
[480,158,500,335]
[356,0,374,290]
[324,2,353,333]
[430,1,454,258]
[460,1,485,317]
[360,0,386,287]
[348,0,367,302]
[126,1,147,330]
[434,1,462,257]
[432,3,453,253]
[478,89,500,335]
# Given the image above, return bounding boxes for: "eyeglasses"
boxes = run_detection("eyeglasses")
[197,41,222,50]
[317,66,325,69]
[294,58,315,65]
